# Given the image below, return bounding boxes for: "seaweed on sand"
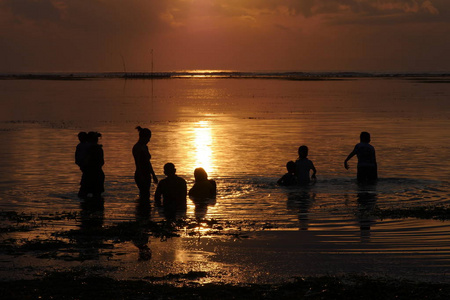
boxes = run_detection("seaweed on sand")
[0,211,79,222]
[0,215,250,261]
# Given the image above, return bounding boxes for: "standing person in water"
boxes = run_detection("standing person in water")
[133,126,158,200]
[81,132,105,200]
[344,131,378,183]
[295,146,317,185]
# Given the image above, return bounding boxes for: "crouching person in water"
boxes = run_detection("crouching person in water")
[344,131,378,184]
[295,146,317,185]
[277,161,298,186]
[188,168,216,220]
[154,163,187,219]
[188,168,217,198]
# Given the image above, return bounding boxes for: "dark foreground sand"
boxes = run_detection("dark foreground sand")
[2,272,450,300]
[2,210,450,299]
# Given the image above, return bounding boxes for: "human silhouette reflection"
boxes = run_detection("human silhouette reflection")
[356,189,378,242]
[286,189,316,230]
[133,200,152,261]
[154,163,187,220]
[133,126,158,201]
[77,131,105,200]
[77,200,105,260]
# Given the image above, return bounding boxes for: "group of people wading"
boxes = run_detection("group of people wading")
[75,126,216,217]
[76,128,375,216]
[277,131,377,187]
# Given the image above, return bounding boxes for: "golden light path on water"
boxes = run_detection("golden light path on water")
[193,120,214,174]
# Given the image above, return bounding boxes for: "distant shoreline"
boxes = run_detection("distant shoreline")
[1,71,450,81]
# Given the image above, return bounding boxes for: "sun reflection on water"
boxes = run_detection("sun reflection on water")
[193,121,214,174]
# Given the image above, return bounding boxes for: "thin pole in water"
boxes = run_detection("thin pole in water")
[120,54,127,75]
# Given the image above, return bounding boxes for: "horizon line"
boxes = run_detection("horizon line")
[1,70,450,81]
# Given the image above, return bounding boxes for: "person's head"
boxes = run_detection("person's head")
[87,131,101,144]
[298,145,309,159]
[163,163,176,176]
[286,161,296,173]
[136,126,152,143]
[194,167,208,182]
[78,132,87,143]
[360,131,371,143]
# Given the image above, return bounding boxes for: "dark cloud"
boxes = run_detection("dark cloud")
[0,0,448,72]
[285,0,441,17]
[2,0,62,22]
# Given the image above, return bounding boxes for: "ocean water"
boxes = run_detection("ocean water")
[1,76,450,283]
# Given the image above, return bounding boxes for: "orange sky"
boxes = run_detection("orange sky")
[1,0,449,72]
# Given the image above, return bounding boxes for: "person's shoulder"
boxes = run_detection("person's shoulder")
[357,142,374,149]
[176,175,187,183]
[90,143,102,151]
[133,142,145,151]
[158,177,168,185]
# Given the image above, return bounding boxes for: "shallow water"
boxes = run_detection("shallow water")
[0,77,449,283]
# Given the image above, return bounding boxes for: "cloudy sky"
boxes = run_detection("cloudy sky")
[1,0,449,72]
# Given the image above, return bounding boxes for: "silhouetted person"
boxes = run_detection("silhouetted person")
[277,161,298,186]
[76,131,90,198]
[133,126,158,200]
[188,168,217,199]
[344,131,378,183]
[79,131,104,200]
[295,146,317,185]
[188,168,217,220]
[154,163,187,218]
[75,132,89,167]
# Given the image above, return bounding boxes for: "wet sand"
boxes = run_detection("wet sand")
[2,227,450,299]
[2,212,449,283]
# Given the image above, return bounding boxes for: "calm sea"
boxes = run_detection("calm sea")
[1,75,450,282]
